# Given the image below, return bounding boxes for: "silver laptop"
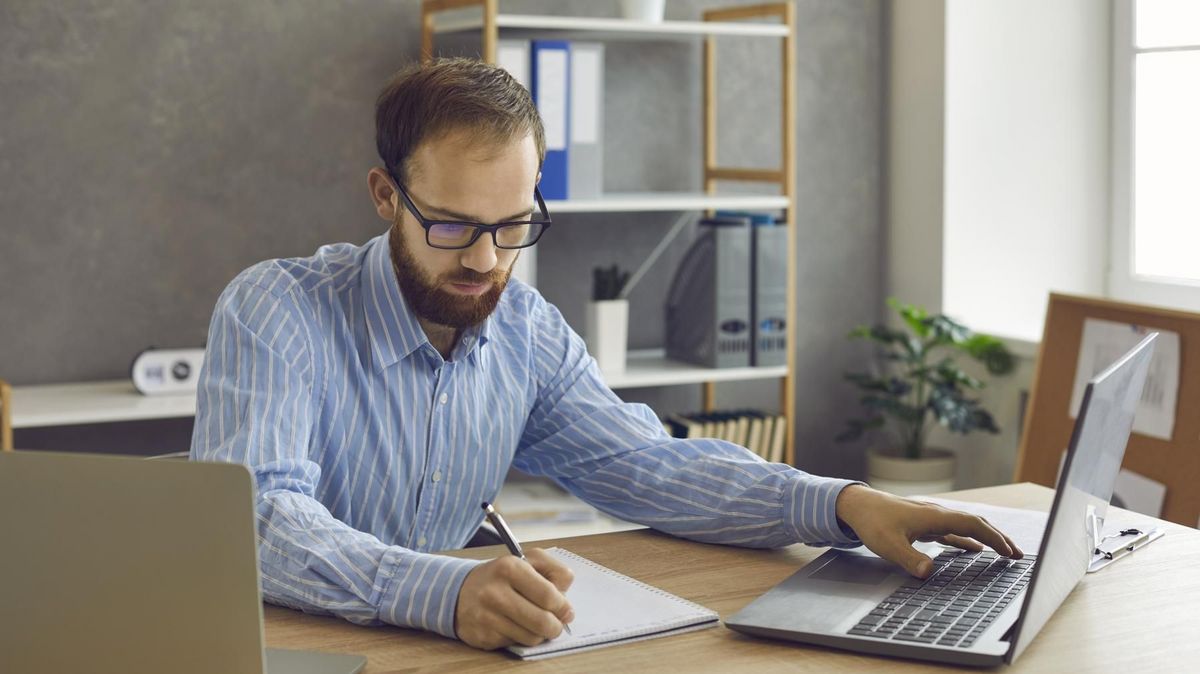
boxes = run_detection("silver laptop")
[726,333,1157,667]
[0,452,367,674]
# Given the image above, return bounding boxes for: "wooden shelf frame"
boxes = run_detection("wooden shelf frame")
[702,3,796,464]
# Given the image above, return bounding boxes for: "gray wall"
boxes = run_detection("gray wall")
[2,0,883,480]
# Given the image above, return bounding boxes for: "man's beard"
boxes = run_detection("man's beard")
[388,222,513,330]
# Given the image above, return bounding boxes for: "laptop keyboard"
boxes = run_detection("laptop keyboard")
[847,550,1036,648]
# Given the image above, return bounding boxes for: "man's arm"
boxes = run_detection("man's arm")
[191,270,478,638]
[513,292,1022,574]
[513,294,861,550]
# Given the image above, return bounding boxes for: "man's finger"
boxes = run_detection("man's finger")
[525,548,575,592]
[502,584,567,640]
[937,534,984,553]
[938,511,1015,557]
[876,538,934,578]
[489,611,546,648]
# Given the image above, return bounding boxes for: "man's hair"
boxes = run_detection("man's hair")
[375,57,546,184]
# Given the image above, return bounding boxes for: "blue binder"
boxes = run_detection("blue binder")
[531,40,570,200]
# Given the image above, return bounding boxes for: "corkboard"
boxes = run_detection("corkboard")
[1015,293,1200,527]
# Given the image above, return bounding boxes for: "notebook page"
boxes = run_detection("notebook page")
[507,547,719,659]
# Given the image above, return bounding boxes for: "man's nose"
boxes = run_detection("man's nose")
[460,231,498,274]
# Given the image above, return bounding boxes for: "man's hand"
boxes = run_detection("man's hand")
[454,547,576,650]
[835,484,1023,578]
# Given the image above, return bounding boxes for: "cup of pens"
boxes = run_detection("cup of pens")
[586,265,630,376]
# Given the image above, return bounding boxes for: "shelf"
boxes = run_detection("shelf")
[432,14,789,40]
[10,351,786,427]
[11,381,196,429]
[546,192,788,213]
[607,349,787,389]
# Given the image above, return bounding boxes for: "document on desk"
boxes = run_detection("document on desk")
[915,497,1049,553]
[507,548,719,660]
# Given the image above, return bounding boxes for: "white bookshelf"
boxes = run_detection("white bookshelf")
[546,192,788,213]
[11,381,196,429]
[9,352,785,428]
[431,13,789,40]
[608,350,788,389]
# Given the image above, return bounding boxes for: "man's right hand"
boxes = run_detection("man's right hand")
[454,547,576,650]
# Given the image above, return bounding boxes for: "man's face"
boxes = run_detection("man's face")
[388,130,539,330]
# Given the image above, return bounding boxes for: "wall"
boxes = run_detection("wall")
[886,0,1110,487]
[3,0,884,482]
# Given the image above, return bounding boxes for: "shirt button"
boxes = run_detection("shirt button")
[439,393,448,405]
[432,470,442,483]
[417,536,427,548]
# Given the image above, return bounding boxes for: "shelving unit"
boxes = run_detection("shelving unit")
[421,0,798,464]
[6,354,787,429]
[545,192,787,214]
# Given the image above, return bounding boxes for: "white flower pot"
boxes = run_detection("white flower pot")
[585,299,628,375]
[867,447,956,497]
[619,0,666,23]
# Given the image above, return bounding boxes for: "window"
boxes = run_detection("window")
[1111,0,1200,310]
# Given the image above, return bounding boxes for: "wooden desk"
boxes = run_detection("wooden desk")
[264,483,1200,672]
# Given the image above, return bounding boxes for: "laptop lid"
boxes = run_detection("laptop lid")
[0,453,269,674]
[1006,332,1157,663]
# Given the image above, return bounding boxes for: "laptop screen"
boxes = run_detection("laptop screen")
[1007,333,1157,662]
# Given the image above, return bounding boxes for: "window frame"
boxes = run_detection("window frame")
[1109,0,1200,311]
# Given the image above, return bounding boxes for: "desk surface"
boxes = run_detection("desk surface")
[263,483,1200,672]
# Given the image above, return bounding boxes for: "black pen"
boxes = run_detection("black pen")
[481,501,572,635]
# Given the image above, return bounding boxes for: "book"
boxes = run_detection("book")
[768,414,786,463]
[507,548,719,660]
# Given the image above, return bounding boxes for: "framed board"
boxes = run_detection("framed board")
[1015,293,1200,527]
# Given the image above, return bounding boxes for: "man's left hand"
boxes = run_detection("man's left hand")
[834,484,1023,578]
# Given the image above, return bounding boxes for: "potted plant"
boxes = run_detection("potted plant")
[837,299,1015,495]
[586,264,631,375]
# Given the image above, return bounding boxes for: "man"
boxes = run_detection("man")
[191,58,1021,651]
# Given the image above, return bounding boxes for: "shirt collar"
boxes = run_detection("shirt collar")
[362,232,492,371]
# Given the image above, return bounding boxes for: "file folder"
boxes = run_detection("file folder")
[531,40,570,200]
[569,42,604,198]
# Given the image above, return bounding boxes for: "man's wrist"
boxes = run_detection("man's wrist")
[835,483,871,538]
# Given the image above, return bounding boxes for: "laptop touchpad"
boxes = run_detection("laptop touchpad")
[809,554,896,585]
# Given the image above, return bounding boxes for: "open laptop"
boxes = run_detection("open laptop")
[726,333,1158,667]
[0,452,367,674]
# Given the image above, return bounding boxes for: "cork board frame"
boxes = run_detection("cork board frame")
[1015,293,1200,527]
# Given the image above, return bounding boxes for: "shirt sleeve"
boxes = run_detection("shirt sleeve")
[190,269,478,639]
[512,293,864,549]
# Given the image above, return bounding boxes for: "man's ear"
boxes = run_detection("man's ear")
[367,167,399,222]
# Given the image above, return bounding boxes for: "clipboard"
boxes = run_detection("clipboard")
[1088,526,1166,573]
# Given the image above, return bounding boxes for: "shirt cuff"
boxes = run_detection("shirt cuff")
[783,476,866,548]
[377,548,482,639]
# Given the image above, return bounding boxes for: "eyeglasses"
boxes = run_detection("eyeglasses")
[390,174,552,251]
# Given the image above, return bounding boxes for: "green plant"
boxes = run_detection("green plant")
[592,264,630,301]
[836,299,1016,460]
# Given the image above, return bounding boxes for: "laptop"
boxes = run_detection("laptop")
[725,333,1158,667]
[0,452,367,674]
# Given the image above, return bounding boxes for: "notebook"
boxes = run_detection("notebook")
[507,548,719,660]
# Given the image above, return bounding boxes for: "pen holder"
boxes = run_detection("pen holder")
[585,299,628,376]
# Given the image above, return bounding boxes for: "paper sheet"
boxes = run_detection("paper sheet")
[915,497,1048,554]
[1069,318,1180,440]
[1055,450,1168,518]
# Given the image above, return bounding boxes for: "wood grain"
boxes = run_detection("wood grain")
[265,483,1200,672]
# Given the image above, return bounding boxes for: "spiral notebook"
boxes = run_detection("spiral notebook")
[507,548,719,660]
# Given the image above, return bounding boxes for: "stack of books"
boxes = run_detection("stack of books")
[663,410,786,463]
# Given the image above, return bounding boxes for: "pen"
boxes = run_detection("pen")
[481,502,572,635]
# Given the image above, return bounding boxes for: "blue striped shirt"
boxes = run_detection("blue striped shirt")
[190,231,861,639]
